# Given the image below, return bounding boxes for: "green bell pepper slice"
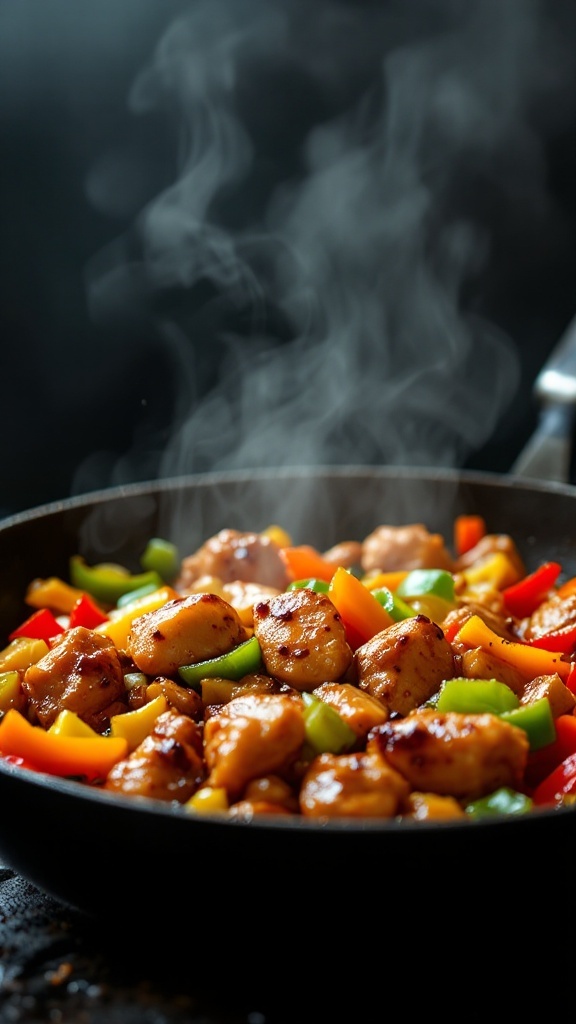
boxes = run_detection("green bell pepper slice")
[70,556,163,606]
[500,696,556,751]
[396,568,456,603]
[140,537,180,582]
[301,692,356,755]
[436,677,520,715]
[372,586,415,621]
[465,787,533,819]
[178,635,262,691]
[287,578,331,594]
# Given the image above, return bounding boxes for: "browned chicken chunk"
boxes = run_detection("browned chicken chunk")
[355,615,455,715]
[127,592,247,677]
[253,588,353,690]
[176,528,290,591]
[105,709,204,802]
[299,748,410,818]
[369,710,529,802]
[22,626,126,730]
[361,523,454,574]
[204,693,305,799]
[312,681,389,740]
[525,593,576,642]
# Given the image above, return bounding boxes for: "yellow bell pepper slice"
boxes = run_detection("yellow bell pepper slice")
[186,786,229,813]
[0,671,21,712]
[460,551,521,590]
[110,694,168,751]
[0,708,128,779]
[25,576,85,614]
[0,637,50,671]
[48,710,101,738]
[95,585,179,649]
[455,615,572,681]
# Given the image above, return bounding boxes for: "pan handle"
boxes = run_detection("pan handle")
[509,315,576,483]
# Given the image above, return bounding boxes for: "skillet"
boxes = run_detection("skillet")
[0,462,575,941]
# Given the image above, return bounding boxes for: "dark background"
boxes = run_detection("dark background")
[1,0,574,519]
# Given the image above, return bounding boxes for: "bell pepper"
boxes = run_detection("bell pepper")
[25,576,85,614]
[0,671,21,713]
[279,545,337,584]
[465,787,533,818]
[0,637,50,672]
[9,608,65,644]
[454,514,486,556]
[371,587,415,621]
[328,566,394,650]
[525,713,576,788]
[301,692,356,755]
[110,693,169,751]
[532,751,576,807]
[48,710,101,738]
[95,585,179,649]
[287,578,331,594]
[186,786,229,813]
[364,570,409,592]
[178,635,262,691]
[459,551,521,590]
[69,555,163,606]
[501,561,562,618]
[500,697,556,751]
[0,708,128,780]
[396,569,456,604]
[454,614,572,681]
[436,677,519,715]
[524,623,576,657]
[139,537,180,583]
[68,593,109,630]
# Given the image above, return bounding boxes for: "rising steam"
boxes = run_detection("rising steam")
[82,0,569,495]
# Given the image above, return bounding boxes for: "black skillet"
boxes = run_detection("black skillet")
[0,461,575,942]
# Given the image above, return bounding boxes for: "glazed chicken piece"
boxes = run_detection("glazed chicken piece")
[203,693,306,799]
[22,626,126,730]
[253,588,353,690]
[369,710,529,802]
[443,602,518,643]
[127,592,247,677]
[525,593,576,642]
[355,615,455,716]
[312,681,389,740]
[519,672,576,718]
[105,709,204,802]
[176,529,290,591]
[321,540,363,570]
[361,523,454,575]
[143,678,204,720]
[299,748,410,818]
[228,774,299,818]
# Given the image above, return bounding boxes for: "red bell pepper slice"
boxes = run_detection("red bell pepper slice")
[525,714,576,789]
[9,607,65,644]
[524,623,576,656]
[566,662,576,696]
[501,561,562,618]
[68,593,109,629]
[532,750,576,807]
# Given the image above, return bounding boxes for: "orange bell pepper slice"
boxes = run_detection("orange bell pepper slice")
[279,545,337,583]
[454,514,486,556]
[0,708,128,780]
[328,566,394,649]
[454,614,572,680]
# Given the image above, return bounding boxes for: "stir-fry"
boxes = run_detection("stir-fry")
[1,514,575,823]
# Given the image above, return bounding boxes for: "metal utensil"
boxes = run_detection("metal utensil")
[511,315,576,483]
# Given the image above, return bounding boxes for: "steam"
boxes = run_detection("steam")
[81,0,568,496]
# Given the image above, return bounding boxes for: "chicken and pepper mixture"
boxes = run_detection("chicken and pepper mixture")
[1,515,576,822]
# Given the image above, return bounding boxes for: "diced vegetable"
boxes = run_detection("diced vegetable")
[396,569,456,604]
[0,637,49,671]
[110,694,169,751]
[502,561,562,618]
[436,677,520,715]
[279,545,337,583]
[454,615,572,680]
[371,586,415,621]
[0,709,128,779]
[25,576,84,614]
[140,537,180,582]
[69,555,164,605]
[465,787,533,818]
[301,692,356,755]
[328,566,394,649]
[179,635,262,691]
[0,671,21,712]
[9,608,65,644]
[500,697,556,751]
[532,751,576,807]
[287,578,331,594]
[95,585,180,648]
[454,514,486,556]
[68,593,109,630]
